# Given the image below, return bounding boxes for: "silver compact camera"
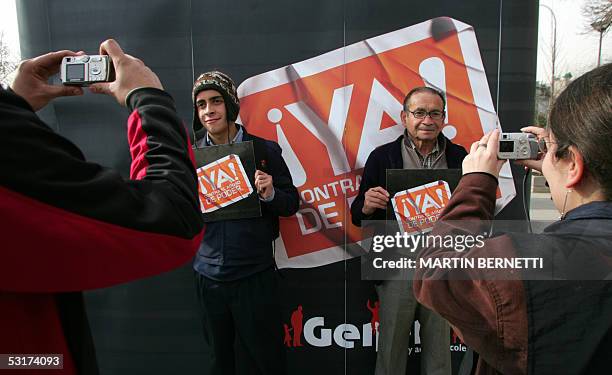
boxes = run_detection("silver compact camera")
[497,133,539,160]
[61,55,114,85]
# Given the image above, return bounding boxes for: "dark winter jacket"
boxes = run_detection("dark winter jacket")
[0,87,204,375]
[192,125,299,281]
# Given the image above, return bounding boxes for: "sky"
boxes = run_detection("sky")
[538,0,611,83]
[0,0,19,58]
[1,0,610,85]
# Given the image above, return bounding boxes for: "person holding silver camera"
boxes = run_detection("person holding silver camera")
[414,63,612,374]
[1,39,203,375]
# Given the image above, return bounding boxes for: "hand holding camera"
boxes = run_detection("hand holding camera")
[11,50,84,111]
[462,129,507,178]
[88,39,163,106]
[10,39,163,110]
[463,127,546,178]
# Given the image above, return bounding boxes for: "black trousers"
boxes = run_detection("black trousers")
[195,268,287,375]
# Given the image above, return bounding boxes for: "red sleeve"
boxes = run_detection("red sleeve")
[0,88,203,292]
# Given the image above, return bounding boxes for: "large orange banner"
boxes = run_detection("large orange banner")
[238,17,515,268]
[391,180,452,236]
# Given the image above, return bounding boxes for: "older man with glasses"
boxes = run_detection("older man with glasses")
[351,87,468,375]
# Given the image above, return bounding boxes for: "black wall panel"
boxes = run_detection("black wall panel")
[16,1,538,374]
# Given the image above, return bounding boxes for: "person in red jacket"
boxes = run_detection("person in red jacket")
[0,39,203,374]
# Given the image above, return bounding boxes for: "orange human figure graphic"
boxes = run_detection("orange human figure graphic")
[452,328,460,344]
[283,323,293,347]
[367,299,380,334]
[290,305,304,347]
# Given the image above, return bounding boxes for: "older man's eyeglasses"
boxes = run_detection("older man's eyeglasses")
[407,109,445,120]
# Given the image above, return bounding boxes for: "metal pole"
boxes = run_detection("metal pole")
[540,4,557,103]
[598,29,603,67]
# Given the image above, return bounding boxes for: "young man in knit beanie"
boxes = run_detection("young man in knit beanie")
[191,71,299,375]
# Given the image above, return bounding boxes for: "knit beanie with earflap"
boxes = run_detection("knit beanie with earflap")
[192,71,240,134]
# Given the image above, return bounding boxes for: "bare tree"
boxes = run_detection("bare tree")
[583,0,612,31]
[0,32,18,86]
[582,0,612,66]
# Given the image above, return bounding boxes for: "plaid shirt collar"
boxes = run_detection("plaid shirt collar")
[403,131,445,168]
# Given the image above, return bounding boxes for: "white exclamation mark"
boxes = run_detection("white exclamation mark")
[227,161,237,179]
[267,108,307,187]
[419,57,457,141]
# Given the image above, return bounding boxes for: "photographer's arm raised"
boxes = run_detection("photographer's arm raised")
[0,39,202,293]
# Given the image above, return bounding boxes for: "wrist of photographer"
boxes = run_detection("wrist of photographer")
[462,129,506,179]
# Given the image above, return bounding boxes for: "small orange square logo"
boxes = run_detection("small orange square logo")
[391,180,451,235]
[196,154,254,213]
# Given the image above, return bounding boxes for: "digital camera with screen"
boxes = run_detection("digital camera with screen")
[497,132,539,160]
[61,55,113,85]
